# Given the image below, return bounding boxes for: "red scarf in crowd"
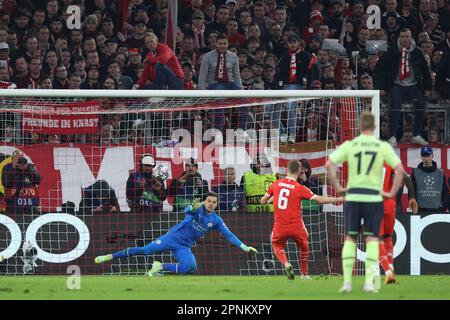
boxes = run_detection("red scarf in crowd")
[399,47,410,80]
[288,48,302,83]
[192,25,206,49]
[215,50,228,82]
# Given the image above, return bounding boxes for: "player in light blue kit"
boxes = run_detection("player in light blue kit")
[94,191,257,276]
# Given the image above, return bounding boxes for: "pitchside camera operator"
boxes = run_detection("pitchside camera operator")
[1,150,42,215]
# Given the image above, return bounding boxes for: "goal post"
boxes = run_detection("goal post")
[0,89,379,276]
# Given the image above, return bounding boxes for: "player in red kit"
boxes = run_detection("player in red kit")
[379,164,418,284]
[261,160,343,280]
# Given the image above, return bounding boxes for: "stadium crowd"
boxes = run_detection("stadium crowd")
[0,0,447,146]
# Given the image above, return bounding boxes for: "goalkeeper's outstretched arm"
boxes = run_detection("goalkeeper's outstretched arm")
[215,221,258,253]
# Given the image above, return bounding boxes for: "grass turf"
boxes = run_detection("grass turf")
[0,275,449,300]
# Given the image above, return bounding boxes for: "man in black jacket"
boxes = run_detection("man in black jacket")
[411,146,448,213]
[375,28,431,147]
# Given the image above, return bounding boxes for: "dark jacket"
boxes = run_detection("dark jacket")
[374,40,432,92]
[213,183,245,213]
[126,171,167,212]
[79,180,119,215]
[436,50,450,99]
[278,49,311,85]
[2,163,41,211]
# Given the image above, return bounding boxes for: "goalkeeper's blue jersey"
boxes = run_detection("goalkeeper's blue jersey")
[167,205,243,248]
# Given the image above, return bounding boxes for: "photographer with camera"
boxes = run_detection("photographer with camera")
[126,154,167,213]
[168,158,209,212]
[2,150,42,215]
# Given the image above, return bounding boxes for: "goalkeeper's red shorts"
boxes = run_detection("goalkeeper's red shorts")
[271,223,309,247]
[380,199,396,237]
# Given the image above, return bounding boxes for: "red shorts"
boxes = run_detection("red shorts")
[271,223,309,247]
[380,200,396,236]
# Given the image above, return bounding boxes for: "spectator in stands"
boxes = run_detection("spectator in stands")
[278,34,311,144]
[16,57,44,89]
[39,76,53,89]
[107,61,134,90]
[214,167,245,213]
[81,65,101,89]
[53,64,69,89]
[225,18,246,47]
[79,180,120,215]
[43,49,58,79]
[68,73,82,90]
[375,28,431,147]
[240,64,254,89]
[360,73,374,90]
[199,33,248,133]
[102,76,119,89]
[297,158,323,213]
[411,146,449,213]
[13,56,28,83]
[123,48,143,82]
[298,112,327,142]
[253,1,275,36]
[437,49,450,102]
[2,123,15,143]
[2,150,41,215]
[180,0,205,28]
[0,66,16,89]
[206,5,229,34]
[182,61,198,89]
[168,158,209,212]
[136,33,184,89]
[126,154,167,213]
[262,64,279,89]
[189,10,207,50]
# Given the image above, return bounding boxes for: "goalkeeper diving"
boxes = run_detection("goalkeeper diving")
[95,191,257,275]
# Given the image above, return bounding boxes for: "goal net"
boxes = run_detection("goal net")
[0,89,379,276]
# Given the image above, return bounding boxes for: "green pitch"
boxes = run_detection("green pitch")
[0,275,449,300]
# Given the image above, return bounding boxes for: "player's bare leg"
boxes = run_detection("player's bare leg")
[0,255,4,262]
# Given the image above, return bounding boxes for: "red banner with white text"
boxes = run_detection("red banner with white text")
[21,100,101,135]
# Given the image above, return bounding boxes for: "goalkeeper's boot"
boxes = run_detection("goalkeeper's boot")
[384,269,397,285]
[284,262,295,280]
[300,274,312,280]
[338,283,352,293]
[95,254,113,264]
[148,261,163,277]
[362,282,379,293]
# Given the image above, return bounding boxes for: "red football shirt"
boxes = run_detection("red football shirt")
[383,164,396,212]
[266,177,316,226]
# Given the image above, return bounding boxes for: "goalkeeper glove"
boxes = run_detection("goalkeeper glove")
[192,198,202,210]
[240,244,258,253]
[183,198,203,213]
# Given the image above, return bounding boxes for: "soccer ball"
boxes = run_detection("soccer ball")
[153,165,169,181]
